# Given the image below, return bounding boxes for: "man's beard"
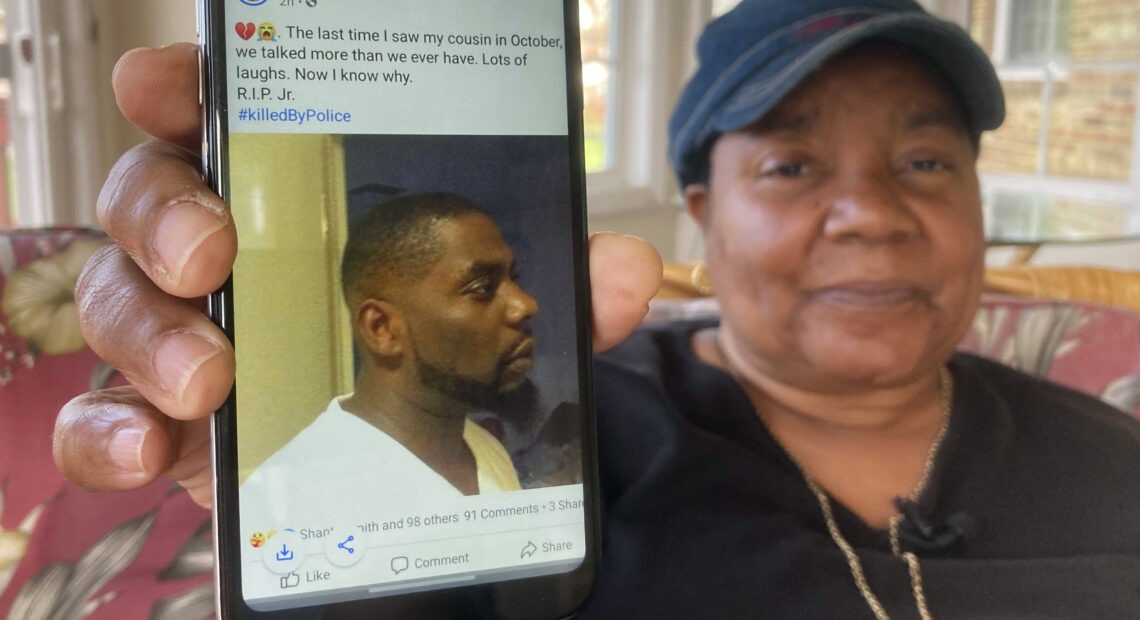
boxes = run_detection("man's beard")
[415,353,516,412]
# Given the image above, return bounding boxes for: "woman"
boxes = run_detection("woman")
[57,1,1140,618]
[580,3,1140,615]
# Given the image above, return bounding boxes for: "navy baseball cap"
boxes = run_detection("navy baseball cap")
[669,0,1005,187]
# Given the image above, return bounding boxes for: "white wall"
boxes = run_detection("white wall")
[90,0,196,183]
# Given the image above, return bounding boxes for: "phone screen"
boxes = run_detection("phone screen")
[200,0,595,616]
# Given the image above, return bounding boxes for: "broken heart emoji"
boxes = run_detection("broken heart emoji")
[235,22,255,41]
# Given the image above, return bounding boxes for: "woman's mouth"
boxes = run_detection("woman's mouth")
[808,281,927,309]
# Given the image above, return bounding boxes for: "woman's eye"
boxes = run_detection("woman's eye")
[762,161,806,178]
[909,159,947,172]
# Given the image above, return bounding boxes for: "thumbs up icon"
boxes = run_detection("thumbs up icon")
[280,571,300,589]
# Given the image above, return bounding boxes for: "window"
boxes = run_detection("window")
[969,0,1140,242]
[0,6,13,227]
[580,0,712,220]
[1,0,101,229]
[579,0,614,174]
[1006,0,1071,65]
[580,1,738,169]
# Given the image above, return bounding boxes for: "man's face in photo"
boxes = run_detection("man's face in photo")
[401,212,539,410]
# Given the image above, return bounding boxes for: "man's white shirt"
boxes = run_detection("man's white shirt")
[239,396,521,529]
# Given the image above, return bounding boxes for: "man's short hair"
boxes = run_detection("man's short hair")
[340,191,490,303]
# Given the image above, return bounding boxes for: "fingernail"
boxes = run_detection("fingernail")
[154,330,223,401]
[154,200,227,286]
[108,426,149,473]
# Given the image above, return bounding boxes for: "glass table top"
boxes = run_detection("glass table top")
[984,189,1140,245]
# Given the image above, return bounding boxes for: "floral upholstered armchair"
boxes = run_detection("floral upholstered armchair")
[961,294,1140,416]
[0,228,214,620]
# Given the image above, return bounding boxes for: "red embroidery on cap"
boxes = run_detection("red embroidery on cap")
[795,14,871,41]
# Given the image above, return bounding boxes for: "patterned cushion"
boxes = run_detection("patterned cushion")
[960,294,1140,416]
[0,228,214,620]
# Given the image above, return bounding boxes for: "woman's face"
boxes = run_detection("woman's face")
[688,46,985,392]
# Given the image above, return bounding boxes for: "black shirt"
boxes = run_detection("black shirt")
[579,320,1140,619]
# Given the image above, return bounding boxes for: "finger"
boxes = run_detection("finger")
[589,233,663,352]
[113,44,202,152]
[54,387,214,508]
[53,387,173,491]
[165,416,215,508]
[77,245,235,421]
[97,140,236,299]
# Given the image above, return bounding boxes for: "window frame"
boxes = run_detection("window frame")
[972,0,1140,237]
[583,0,710,217]
[2,0,101,229]
[999,0,1070,66]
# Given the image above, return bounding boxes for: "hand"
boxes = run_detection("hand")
[53,44,663,508]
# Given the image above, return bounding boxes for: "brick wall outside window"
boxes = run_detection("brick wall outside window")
[970,0,1138,182]
[968,0,1139,242]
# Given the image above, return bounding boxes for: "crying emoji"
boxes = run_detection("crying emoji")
[257,22,277,42]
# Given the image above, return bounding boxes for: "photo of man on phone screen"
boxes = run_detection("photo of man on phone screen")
[240,191,549,513]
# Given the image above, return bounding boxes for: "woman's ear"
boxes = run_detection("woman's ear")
[355,298,404,358]
[685,183,712,232]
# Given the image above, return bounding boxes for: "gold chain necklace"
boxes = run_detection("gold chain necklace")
[715,334,952,620]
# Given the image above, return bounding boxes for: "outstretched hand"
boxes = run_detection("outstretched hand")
[53,44,663,508]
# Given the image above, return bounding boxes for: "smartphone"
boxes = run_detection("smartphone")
[198,1,597,617]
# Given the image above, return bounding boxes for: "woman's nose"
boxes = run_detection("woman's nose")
[822,170,921,244]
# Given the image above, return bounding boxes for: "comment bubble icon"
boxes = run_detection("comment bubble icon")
[391,556,409,575]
